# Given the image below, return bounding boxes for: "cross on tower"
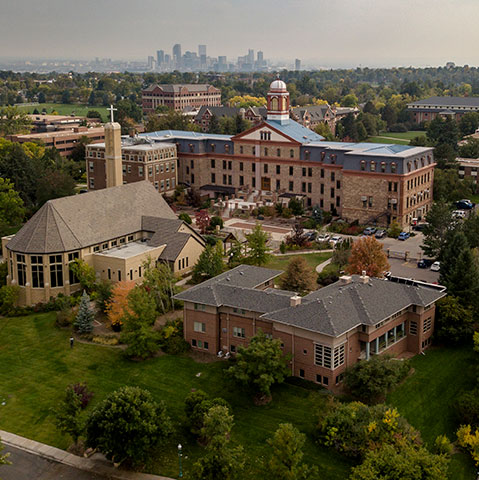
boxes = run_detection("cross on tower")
[107,104,117,123]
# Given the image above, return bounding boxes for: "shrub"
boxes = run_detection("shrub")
[0,285,20,315]
[92,335,119,346]
[317,263,341,286]
[279,242,286,254]
[71,382,93,409]
[433,434,453,457]
[344,355,410,403]
[210,216,224,230]
[281,207,293,219]
[56,308,74,327]
[178,212,192,224]
[94,280,113,314]
[456,389,479,428]
[159,318,190,355]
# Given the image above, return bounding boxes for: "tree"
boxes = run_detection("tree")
[347,237,389,277]
[280,257,316,295]
[69,135,91,163]
[456,424,479,467]
[422,202,453,258]
[178,212,192,224]
[69,259,96,293]
[245,223,271,266]
[0,437,11,471]
[35,169,76,206]
[285,223,308,247]
[208,114,221,134]
[331,237,352,267]
[227,330,290,403]
[0,106,31,135]
[192,242,225,283]
[200,405,234,446]
[344,355,410,404]
[350,443,449,480]
[0,178,25,234]
[459,138,479,159]
[53,384,84,444]
[86,386,172,466]
[265,423,318,480]
[142,259,177,314]
[121,286,159,359]
[195,209,211,234]
[456,390,479,428]
[105,281,135,329]
[314,122,335,140]
[434,296,474,345]
[288,197,304,216]
[74,291,94,334]
[95,280,113,314]
[210,215,224,230]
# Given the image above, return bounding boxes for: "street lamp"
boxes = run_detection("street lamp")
[178,443,183,478]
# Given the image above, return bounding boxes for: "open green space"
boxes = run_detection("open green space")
[0,313,352,479]
[265,251,332,273]
[387,346,477,479]
[15,103,109,120]
[368,130,425,145]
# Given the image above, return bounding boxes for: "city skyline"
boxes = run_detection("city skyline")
[1,0,479,68]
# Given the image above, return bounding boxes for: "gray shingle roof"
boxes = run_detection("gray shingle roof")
[7,182,177,254]
[263,275,446,337]
[143,84,218,94]
[408,96,479,108]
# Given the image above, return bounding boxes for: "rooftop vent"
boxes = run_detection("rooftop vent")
[290,295,301,307]
[360,271,370,284]
[339,275,352,285]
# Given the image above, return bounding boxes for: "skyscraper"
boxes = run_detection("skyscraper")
[295,58,301,71]
[157,50,164,66]
[198,45,207,56]
[173,44,182,62]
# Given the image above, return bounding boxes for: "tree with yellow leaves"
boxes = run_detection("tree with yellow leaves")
[227,95,266,108]
[106,281,135,330]
[347,237,390,278]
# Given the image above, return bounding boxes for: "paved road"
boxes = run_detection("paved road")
[388,258,440,283]
[1,445,107,480]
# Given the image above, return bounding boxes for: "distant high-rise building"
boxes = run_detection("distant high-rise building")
[157,50,164,65]
[295,58,301,71]
[257,51,263,62]
[164,54,171,65]
[247,49,254,64]
[198,45,207,56]
[173,44,182,62]
[147,56,155,69]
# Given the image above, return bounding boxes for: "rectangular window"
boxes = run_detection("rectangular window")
[49,254,63,288]
[276,179,280,190]
[139,166,144,176]
[89,161,94,172]
[276,165,280,174]
[31,255,44,288]
[16,254,26,286]
[252,163,256,172]
[211,158,215,168]
[289,181,294,191]
[67,252,79,285]
[320,169,324,178]
[223,160,227,169]
[89,177,94,188]
[194,303,206,311]
[302,167,306,176]
[239,175,244,186]
[240,162,244,171]
[410,320,418,335]
[194,321,206,333]
[252,177,256,188]
[264,164,268,174]
[299,369,305,378]
[211,173,216,183]
[423,317,432,333]
[233,327,246,338]
[314,343,332,368]
[333,344,345,368]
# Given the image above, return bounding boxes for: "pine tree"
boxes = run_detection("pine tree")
[74,291,94,334]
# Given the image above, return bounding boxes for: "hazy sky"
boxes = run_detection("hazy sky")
[1,0,478,67]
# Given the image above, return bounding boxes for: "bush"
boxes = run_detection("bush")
[389,123,408,132]
[317,263,341,286]
[56,308,74,327]
[279,242,286,254]
[178,212,192,224]
[92,335,119,346]
[281,207,293,219]
[210,216,224,230]
[0,285,20,315]
[159,318,190,355]
[94,280,113,315]
[71,382,93,409]
[344,355,409,403]
[456,389,479,428]
[433,434,453,457]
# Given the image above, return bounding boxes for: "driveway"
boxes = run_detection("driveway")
[387,258,440,283]
[1,445,107,480]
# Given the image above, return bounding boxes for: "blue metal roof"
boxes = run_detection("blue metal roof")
[265,119,324,143]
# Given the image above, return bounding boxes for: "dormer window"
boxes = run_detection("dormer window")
[189,144,194,153]
[211,144,216,152]
[321,151,326,161]
[304,150,310,160]
[370,161,376,172]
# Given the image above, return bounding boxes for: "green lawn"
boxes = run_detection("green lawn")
[16,103,110,120]
[368,130,425,145]
[387,346,477,479]
[0,313,352,479]
[265,251,332,273]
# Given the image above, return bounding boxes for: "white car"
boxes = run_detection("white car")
[430,261,440,272]
[330,235,342,247]
[452,210,466,219]
[317,233,331,242]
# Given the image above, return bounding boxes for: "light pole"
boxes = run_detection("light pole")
[178,443,183,478]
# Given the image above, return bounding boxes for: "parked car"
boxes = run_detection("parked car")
[452,210,467,219]
[304,231,317,241]
[456,199,475,210]
[363,227,377,235]
[417,259,434,269]
[375,229,386,239]
[398,232,410,241]
[413,223,428,232]
[330,235,342,247]
[316,233,330,243]
[431,261,441,272]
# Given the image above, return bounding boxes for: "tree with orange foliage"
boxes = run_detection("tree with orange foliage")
[106,281,135,330]
[346,236,390,278]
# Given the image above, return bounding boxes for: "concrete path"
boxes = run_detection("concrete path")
[0,430,174,480]
[272,249,333,257]
[316,257,333,273]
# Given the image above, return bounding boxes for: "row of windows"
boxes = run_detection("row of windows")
[361,160,397,173]
[154,178,175,191]
[314,343,345,369]
[407,172,431,190]
[177,257,189,270]
[92,235,134,253]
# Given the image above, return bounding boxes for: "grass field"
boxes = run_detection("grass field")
[265,251,332,273]
[368,130,425,145]
[387,346,477,479]
[0,313,352,479]
[15,103,110,120]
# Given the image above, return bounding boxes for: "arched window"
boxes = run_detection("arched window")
[277,148,281,157]
[320,151,326,161]
[271,97,278,110]
[305,150,310,160]
[360,160,366,171]
[370,161,376,172]
[290,149,294,158]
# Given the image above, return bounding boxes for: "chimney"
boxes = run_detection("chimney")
[339,275,352,285]
[290,295,301,307]
[360,270,369,284]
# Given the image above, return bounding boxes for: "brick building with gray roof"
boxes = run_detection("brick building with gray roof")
[175,265,446,391]
[407,96,479,124]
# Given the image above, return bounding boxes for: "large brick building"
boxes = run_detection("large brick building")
[174,265,446,391]
[139,80,435,228]
[142,84,221,114]
[407,96,479,124]
[85,137,178,195]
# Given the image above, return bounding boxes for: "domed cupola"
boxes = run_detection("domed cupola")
[267,78,290,124]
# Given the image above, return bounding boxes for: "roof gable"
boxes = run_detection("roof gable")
[231,121,302,144]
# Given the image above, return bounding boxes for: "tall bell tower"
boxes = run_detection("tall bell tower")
[104,105,123,188]
[267,78,290,124]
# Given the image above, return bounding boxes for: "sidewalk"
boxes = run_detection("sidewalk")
[0,430,174,480]
[272,249,333,257]
[315,257,333,273]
